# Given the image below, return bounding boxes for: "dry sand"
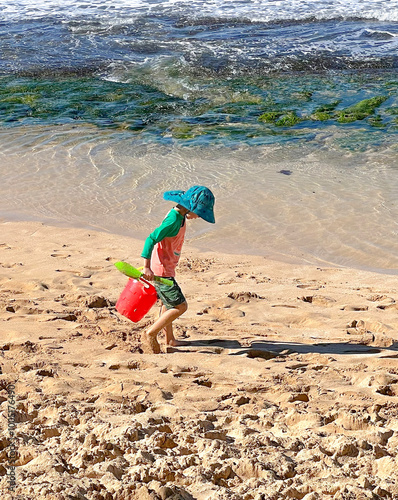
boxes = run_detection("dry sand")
[0,220,398,500]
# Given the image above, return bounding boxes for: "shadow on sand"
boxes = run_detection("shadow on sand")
[169,338,398,358]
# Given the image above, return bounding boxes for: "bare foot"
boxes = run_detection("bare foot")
[167,339,191,347]
[141,332,161,354]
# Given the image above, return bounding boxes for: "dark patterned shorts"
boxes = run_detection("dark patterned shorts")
[154,277,186,310]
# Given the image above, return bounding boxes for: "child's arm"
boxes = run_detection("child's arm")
[142,258,154,281]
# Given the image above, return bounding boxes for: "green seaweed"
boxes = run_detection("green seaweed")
[385,107,398,115]
[259,109,302,127]
[168,122,198,139]
[275,111,301,127]
[311,111,332,121]
[0,73,397,147]
[368,115,385,128]
[2,94,39,107]
[258,111,283,123]
[310,100,340,121]
[336,96,387,123]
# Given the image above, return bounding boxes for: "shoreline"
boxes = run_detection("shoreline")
[1,213,398,277]
[1,219,398,498]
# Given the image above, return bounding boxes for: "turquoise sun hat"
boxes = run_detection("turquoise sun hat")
[163,185,215,223]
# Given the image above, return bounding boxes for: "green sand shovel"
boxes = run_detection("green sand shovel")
[114,261,173,286]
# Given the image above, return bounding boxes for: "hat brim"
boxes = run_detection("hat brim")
[195,209,215,224]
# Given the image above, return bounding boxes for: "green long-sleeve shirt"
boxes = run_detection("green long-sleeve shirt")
[141,209,185,259]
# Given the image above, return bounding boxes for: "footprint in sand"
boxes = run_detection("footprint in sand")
[55,269,92,278]
[296,284,320,290]
[342,305,369,311]
[272,304,298,308]
[227,292,265,303]
[369,373,398,396]
[197,346,224,355]
[367,294,394,302]
[51,252,72,259]
[193,377,212,387]
[295,279,324,290]
[161,365,198,375]
[235,272,271,283]
[51,248,82,259]
[201,292,265,321]
[127,360,155,370]
[300,295,336,306]
[377,303,398,311]
[287,393,310,403]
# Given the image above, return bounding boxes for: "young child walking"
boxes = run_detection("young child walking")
[140,185,215,354]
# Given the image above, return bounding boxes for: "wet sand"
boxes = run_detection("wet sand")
[0,221,398,499]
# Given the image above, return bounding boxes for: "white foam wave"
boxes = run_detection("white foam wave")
[1,0,398,23]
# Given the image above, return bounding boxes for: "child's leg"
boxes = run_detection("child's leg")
[142,301,187,353]
[161,305,190,347]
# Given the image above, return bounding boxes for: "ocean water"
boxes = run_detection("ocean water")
[1,0,398,272]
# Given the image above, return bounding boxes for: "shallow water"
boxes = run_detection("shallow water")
[1,0,398,273]
[1,123,398,273]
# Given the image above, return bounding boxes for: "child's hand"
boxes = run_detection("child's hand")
[142,267,155,281]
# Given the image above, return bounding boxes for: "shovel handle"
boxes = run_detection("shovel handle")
[114,261,173,286]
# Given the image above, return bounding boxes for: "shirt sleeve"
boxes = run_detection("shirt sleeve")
[141,211,183,259]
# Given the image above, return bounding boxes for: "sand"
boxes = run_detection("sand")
[0,220,398,500]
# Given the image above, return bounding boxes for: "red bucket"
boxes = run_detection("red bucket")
[116,278,157,322]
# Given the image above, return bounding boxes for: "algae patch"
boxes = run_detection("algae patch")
[258,96,389,128]
[311,100,341,121]
[258,111,284,124]
[275,111,301,127]
[368,115,385,128]
[259,110,301,127]
[336,96,387,123]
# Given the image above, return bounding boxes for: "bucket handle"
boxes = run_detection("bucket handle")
[139,277,153,289]
[136,267,152,289]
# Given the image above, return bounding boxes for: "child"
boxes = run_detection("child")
[140,186,215,354]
